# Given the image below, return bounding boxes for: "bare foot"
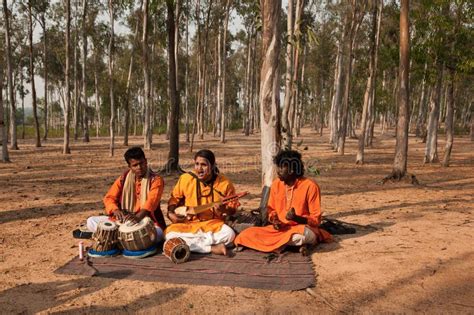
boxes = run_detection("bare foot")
[299,245,309,256]
[211,243,227,256]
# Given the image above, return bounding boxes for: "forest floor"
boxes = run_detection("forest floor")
[0,128,473,314]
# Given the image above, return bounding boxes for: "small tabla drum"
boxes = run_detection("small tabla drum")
[163,237,191,264]
[91,221,119,252]
[118,216,157,251]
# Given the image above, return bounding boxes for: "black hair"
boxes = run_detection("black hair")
[194,149,220,175]
[124,147,146,164]
[273,149,305,177]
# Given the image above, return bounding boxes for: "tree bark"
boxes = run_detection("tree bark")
[260,0,282,187]
[63,0,71,154]
[356,0,381,164]
[166,0,180,171]
[3,0,18,150]
[28,0,41,147]
[0,60,10,162]
[123,1,142,146]
[442,69,455,167]
[82,0,89,143]
[220,0,231,143]
[337,1,364,155]
[281,0,294,149]
[41,12,49,141]
[142,0,151,150]
[424,62,443,163]
[108,0,115,156]
[390,0,410,179]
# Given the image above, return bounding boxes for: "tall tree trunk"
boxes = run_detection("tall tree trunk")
[281,0,294,149]
[220,0,231,143]
[290,0,303,139]
[124,1,142,146]
[42,12,49,141]
[243,25,253,136]
[0,61,10,162]
[20,68,25,139]
[28,1,41,147]
[415,62,428,138]
[94,53,100,138]
[142,0,151,150]
[63,0,71,154]
[82,0,89,143]
[329,26,346,147]
[108,0,115,156]
[3,0,18,150]
[389,0,410,179]
[356,0,381,164]
[184,4,190,143]
[442,69,455,167]
[424,63,443,163]
[166,0,180,171]
[337,1,363,155]
[260,0,282,187]
[73,1,80,141]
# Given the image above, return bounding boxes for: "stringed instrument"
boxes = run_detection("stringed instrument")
[174,191,249,217]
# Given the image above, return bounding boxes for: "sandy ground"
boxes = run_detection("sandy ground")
[0,128,473,314]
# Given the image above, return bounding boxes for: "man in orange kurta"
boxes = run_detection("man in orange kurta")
[86,147,166,241]
[234,150,331,253]
[166,149,238,255]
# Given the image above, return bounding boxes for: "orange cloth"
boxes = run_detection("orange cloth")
[165,172,238,234]
[103,171,164,215]
[234,177,331,252]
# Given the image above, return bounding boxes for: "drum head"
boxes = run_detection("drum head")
[98,221,118,231]
[119,216,152,232]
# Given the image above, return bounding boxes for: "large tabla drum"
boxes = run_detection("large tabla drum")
[91,221,119,252]
[163,237,191,264]
[118,216,157,251]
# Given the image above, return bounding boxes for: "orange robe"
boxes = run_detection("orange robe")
[165,172,238,234]
[103,170,166,230]
[234,177,331,252]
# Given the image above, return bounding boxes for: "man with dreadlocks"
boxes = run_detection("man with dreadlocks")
[234,150,331,254]
[165,149,239,255]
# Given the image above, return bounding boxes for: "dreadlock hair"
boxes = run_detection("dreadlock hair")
[273,149,305,177]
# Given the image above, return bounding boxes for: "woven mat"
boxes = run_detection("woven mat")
[55,249,316,291]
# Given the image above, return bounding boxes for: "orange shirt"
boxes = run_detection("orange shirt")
[267,177,322,227]
[166,172,237,234]
[103,171,164,215]
[234,176,330,252]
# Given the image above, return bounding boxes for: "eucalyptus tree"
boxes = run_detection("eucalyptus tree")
[356,0,382,164]
[166,0,180,171]
[3,0,19,150]
[259,0,282,187]
[386,0,410,181]
[27,0,41,147]
[63,0,71,154]
[31,0,50,141]
[0,62,10,162]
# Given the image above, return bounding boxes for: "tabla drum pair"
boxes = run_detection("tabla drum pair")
[118,216,158,258]
[88,217,158,258]
[163,237,191,264]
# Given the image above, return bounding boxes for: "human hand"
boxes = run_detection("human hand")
[168,211,189,224]
[286,208,296,221]
[113,209,126,222]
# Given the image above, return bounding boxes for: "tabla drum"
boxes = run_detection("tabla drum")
[91,221,119,252]
[163,237,191,264]
[118,216,157,251]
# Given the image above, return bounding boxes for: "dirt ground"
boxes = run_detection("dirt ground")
[0,128,473,314]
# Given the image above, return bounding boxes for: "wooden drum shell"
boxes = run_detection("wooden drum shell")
[163,237,191,264]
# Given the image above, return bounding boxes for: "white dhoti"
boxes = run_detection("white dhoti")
[165,224,235,254]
